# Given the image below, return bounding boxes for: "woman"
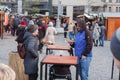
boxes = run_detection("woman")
[44,21,57,44]
[23,24,39,80]
[93,22,101,46]
[67,19,93,80]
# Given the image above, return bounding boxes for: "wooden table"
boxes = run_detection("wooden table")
[40,55,78,80]
[46,45,71,55]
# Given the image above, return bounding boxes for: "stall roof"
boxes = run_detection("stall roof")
[77,13,97,19]
[101,12,120,17]
[35,14,47,17]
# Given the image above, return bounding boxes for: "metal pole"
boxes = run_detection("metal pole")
[56,0,61,27]
[17,0,22,14]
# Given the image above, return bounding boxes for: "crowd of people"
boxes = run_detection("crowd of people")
[2,13,120,80]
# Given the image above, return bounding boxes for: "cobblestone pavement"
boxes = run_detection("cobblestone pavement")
[0,33,119,80]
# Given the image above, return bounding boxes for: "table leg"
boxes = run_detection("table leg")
[111,59,114,79]
[45,64,47,80]
[76,64,78,80]
[40,63,43,80]
[46,48,48,55]
[119,71,120,80]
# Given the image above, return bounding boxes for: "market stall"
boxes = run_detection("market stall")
[0,11,4,39]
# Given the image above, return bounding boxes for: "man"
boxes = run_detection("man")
[110,28,120,69]
[67,19,93,80]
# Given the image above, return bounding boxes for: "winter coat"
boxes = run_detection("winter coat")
[44,26,57,44]
[93,26,101,40]
[23,31,39,74]
[74,30,93,58]
[38,25,46,40]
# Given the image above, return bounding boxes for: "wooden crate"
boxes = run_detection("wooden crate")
[9,52,28,80]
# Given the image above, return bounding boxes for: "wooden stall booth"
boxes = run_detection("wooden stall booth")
[0,11,4,39]
[106,17,120,40]
[9,52,28,80]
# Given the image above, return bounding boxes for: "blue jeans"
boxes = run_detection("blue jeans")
[78,57,92,80]
[99,35,104,46]
[69,31,74,40]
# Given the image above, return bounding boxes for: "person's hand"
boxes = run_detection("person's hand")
[81,55,87,60]
[41,39,48,44]
[66,39,74,44]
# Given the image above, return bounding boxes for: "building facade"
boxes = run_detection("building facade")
[104,0,120,12]
[1,0,120,19]
[0,0,17,12]
[51,0,104,20]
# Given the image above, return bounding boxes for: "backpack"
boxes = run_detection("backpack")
[17,43,27,59]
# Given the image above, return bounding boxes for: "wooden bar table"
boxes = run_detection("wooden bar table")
[46,45,70,55]
[40,55,78,80]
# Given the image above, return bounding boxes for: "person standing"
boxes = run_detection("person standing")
[93,22,101,47]
[62,20,68,38]
[68,22,74,40]
[23,24,39,80]
[37,20,46,53]
[16,21,27,43]
[44,21,57,44]
[99,23,106,47]
[67,19,93,80]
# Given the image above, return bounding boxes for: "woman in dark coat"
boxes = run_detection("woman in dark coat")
[23,24,39,80]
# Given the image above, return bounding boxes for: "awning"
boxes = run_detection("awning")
[77,13,97,19]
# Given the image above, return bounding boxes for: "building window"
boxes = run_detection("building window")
[119,7,120,12]
[73,6,84,19]
[116,0,120,2]
[116,7,118,12]
[52,6,66,15]
[109,7,112,12]
[102,0,106,2]
[109,0,112,2]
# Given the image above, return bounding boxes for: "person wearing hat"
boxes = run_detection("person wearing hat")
[23,24,39,80]
[44,21,57,44]
[67,19,93,80]
[16,21,27,43]
[110,28,120,69]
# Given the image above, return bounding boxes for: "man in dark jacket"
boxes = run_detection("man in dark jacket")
[62,20,68,38]
[37,20,46,53]
[23,24,39,80]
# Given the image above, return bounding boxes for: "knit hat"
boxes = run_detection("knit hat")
[28,20,34,25]
[48,22,53,27]
[20,21,26,26]
[110,28,120,61]
[28,24,38,33]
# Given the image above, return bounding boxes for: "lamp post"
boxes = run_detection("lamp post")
[56,0,60,27]
[56,0,63,28]
[17,0,22,14]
